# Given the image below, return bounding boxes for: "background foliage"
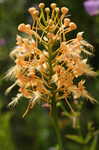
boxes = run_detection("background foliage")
[0,0,99,150]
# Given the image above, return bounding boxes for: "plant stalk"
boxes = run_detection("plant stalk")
[51,96,63,150]
[48,42,63,150]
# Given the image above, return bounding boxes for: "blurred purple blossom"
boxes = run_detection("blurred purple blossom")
[0,39,6,46]
[84,0,99,16]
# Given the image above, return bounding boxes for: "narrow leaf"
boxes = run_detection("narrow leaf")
[65,134,85,144]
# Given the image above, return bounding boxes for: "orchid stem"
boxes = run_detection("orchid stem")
[51,96,63,150]
[48,40,63,150]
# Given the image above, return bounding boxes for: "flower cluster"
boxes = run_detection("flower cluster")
[7,3,96,117]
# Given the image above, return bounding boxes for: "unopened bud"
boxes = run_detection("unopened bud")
[39,3,45,8]
[64,18,71,26]
[32,10,39,17]
[28,7,36,14]
[50,3,57,9]
[45,7,50,13]
[61,7,69,14]
[77,32,84,40]
[18,23,25,31]
[69,22,77,30]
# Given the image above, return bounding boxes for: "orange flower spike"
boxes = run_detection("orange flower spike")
[7,3,96,117]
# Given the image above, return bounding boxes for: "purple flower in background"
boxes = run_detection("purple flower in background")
[0,39,6,46]
[84,0,99,16]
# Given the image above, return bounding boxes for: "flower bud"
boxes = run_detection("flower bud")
[50,3,57,9]
[64,18,71,26]
[61,7,69,14]
[32,10,39,17]
[45,7,50,13]
[18,23,25,32]
[55,7,60,12]
[39,3,45,8]
[28,7,36,14]
[77,32,84,40]
[69,22,77,30]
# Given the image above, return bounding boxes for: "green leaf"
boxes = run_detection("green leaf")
[65,134,85,144]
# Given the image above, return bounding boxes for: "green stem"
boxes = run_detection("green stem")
[48,42,63,150]
[51,96,63,150]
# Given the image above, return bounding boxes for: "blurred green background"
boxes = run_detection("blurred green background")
[0,0,99,150]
